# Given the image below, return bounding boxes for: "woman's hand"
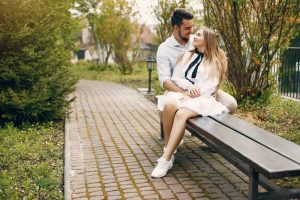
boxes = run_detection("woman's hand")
[188,85,201,97]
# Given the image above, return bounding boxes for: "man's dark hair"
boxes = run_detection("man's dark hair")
[171,8,194,27]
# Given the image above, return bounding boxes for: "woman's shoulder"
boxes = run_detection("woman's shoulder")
[181,51,194,61]
[183,50,193,56]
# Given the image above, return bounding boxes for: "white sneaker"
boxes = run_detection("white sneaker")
[151,157,173,178]
[179,139,184,146]
[163,147,175,163]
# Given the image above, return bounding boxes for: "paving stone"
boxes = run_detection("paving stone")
[72,192,87,198]
[175,193,193,200]
[169,184,186,193]
[126,197,143,200]
[142,194,160,199]
[163,177,178,185]
[105,187,119,192]
[152,180,168,190]
[123,193,140,198]
[157,189,175,199]
[87,183,101,188]
[73,197,88,200]
[89,191,104,197]
[88,187,102,192]
[89,196,105,200]
[140,190,156,196]
[191,192,206,198]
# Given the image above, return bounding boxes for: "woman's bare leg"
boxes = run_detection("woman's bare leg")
[163,108,198,161]
[162,98,178,146]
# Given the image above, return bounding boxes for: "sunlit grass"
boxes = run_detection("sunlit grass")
[70,60,164,95]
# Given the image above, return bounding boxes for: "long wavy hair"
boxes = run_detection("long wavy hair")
[201,27,227,90]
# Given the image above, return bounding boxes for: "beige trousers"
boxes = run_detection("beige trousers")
[215,89,237,114]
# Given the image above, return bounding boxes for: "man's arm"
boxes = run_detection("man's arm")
[163,79,187,94]
[156,44,198,97]
[156,45,188,95]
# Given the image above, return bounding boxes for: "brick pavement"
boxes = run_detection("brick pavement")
[65,80,250,200]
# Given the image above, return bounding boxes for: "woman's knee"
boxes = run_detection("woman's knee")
[163,98,177,111]
[174,109,190,121]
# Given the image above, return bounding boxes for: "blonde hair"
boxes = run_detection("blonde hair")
[201,27,227,90]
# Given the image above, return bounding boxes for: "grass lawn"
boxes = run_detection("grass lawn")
[0,122,64,199]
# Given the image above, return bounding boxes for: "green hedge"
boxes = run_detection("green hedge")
[0,0,77,125]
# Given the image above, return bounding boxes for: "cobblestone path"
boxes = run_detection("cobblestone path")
[65,80,249,200]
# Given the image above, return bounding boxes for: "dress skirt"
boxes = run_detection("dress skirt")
[157,91,229,116]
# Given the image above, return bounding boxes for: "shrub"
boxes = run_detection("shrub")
[0,0,78,125]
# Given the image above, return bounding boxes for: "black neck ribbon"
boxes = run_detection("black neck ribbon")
[184,52,203,84]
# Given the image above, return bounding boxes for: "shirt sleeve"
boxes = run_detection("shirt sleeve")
[171,53,193,90]
[156,45,172,87]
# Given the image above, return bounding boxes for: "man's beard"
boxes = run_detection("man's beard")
[178,31,189,42]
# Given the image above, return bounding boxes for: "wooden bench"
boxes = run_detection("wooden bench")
[156,98,300,199]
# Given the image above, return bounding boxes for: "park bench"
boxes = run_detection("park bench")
[156,96,300,200]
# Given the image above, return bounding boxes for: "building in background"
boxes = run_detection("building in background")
[72,21,156,64]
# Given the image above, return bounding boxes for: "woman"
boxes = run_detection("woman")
[152,27,229,178]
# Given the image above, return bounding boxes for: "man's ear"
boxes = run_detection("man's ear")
[173,25,179,32]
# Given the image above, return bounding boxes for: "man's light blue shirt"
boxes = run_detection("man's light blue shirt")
[156,34,191,87]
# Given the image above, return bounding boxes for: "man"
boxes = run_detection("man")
[156,8,237,113]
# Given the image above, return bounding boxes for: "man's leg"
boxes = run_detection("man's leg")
[216,90,237,113]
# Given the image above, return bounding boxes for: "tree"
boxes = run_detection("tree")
[153,0,179,44]
[153,0,204,44]
[203,0,300,102]
[75,0,108,65]
[108,0,141,74]
[76,0,141,74]
[0,0,78,125]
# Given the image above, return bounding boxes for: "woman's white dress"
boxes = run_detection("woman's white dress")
[157,51,229,116]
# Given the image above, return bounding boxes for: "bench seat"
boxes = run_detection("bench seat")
[155,95,300,199]
[186,113,300,199]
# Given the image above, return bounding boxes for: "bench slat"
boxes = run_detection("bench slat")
[210,114,300,165]
[187,116,300,179]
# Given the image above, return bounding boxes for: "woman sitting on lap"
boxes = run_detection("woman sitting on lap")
[152,27,229,178]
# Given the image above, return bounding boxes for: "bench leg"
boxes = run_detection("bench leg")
[160,122,164,139]
[158,111,164,139]
[248,168,259,200]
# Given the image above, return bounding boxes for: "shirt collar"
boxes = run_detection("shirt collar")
[170,33,191,48]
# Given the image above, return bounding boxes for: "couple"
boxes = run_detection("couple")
[151,8,237,178]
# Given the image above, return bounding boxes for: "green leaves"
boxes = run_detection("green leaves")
[0,0,78,125]
[153,0,180,44]
[203,0,300,102]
